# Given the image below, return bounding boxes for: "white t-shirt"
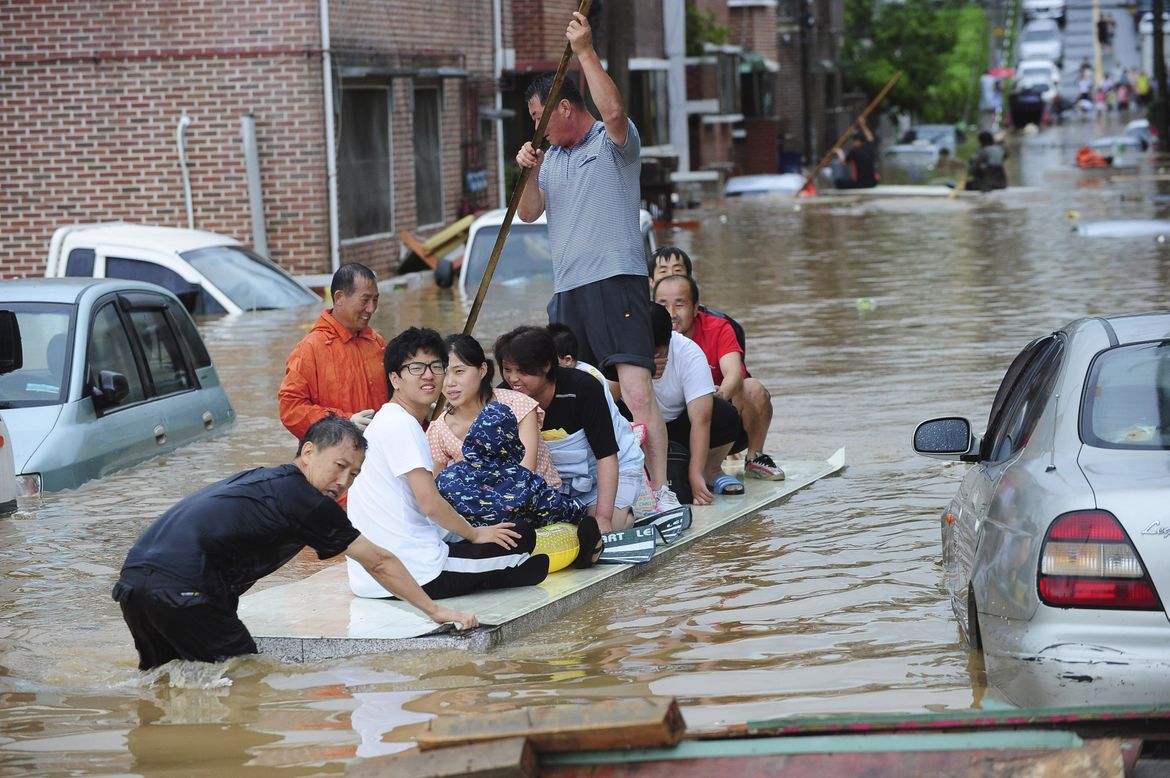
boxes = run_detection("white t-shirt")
[576,361,645,475]
[346,402,448,596]
[654,332,715,422]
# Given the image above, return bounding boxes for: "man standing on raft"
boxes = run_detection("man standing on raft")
[515,10,675,513]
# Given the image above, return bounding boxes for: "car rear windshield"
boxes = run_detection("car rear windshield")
[1082,342,1170,450]
[0,302,74,408]
[1022,29,1056,42]
[463,223,553,288]
[183,246,319,311]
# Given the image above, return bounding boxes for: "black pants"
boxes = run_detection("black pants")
[112,570,256,671]
[421,525,548,599]
[665,396,748,454]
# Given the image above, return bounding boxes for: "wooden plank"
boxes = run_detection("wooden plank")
[542,737,1125,777]
[347,736,536,778]
[416,697,685,753]
[734,703,1170,740]
[399,230,438,269]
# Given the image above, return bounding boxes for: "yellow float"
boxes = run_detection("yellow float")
[534,522,580,573]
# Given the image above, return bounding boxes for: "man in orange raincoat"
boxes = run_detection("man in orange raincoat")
[279,263,388,440]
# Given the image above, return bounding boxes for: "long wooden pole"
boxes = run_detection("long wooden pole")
[795,70,903,196]
[461,0,592,337]
[430,0,591,422]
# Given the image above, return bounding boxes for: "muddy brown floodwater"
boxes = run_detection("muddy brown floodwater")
[4,118,1170,775]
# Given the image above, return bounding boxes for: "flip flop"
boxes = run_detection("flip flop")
[710,474,745,495]
[573,516,604,569]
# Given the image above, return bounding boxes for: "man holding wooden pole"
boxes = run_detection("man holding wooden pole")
[515,10,676,512]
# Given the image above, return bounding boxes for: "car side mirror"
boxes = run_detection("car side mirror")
[0,311,22,376]
[913,417,977,460]
[92,370,130,410]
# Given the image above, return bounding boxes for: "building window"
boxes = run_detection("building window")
[413,85,443,227]
[718,52,741,115]
[339,87,392,240]
[628,69,669,146]
[741,70,776,118]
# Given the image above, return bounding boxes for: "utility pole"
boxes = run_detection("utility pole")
[1156,0,1170,147]
[606,0,631,108]
[800,0,814,161]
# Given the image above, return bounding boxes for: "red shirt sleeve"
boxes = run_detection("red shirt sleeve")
[693,312,745,384]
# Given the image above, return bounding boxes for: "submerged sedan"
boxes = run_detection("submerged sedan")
[45,223,321,316]
[914,313,1170,704]
[0,278,234,496]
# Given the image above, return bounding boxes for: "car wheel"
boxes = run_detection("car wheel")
[967,584,983,650]
[434,257,455,288]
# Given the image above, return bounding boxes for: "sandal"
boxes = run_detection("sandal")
[710,474,745,495]
[573,516,604,569]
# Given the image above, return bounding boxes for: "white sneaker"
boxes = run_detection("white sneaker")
[653,485,682,512]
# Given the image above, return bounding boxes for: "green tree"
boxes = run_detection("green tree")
[842,0,988,123]
[686,1,731,57]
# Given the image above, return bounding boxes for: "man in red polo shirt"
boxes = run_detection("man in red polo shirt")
[654,275,784,480]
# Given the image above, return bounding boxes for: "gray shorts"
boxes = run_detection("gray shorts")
[548,274,655,380]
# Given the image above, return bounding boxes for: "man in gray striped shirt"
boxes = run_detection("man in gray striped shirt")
[515,10,674,512]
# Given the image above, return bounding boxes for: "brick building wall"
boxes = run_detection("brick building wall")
[0,0,502,281]
[729,5,779,62]
[330,0,499,276]
[511,0,565,66]
[776,21,804,153]
[0,0,326,279]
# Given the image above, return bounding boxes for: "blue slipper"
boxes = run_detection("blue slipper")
[710,474,745,495]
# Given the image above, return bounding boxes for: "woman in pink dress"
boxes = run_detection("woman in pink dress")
[427,334,561,489]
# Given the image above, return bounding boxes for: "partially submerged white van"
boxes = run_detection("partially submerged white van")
[457,208,657,293]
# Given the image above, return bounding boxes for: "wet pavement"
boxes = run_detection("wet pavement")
[3,115,1170,774]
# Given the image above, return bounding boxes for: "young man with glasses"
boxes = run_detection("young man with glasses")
[346,327,549,601]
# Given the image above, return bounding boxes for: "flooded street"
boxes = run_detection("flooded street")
[4,117,1170,774]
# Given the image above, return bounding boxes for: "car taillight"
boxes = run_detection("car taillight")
[1039,510,1161,609]
[15,473,40,497]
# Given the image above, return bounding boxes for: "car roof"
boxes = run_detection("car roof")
[0,276,180,305]
[1017,59,1058,70]
[57,223,242,255]
[724,173,805,194]
[1099,312,1170,344]
[1068,312,1170,345]
[884,143,939,153]
[1023,18,1059,29]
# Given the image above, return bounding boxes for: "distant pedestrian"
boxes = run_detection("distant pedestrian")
[1137,70,1151,108]
[833,117,878,189]
[967,131,1008,192]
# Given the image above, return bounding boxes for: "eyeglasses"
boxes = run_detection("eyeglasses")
[400,360,447,377]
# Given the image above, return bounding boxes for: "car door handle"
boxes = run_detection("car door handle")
[202,411,214,430]
[154,424,167,445]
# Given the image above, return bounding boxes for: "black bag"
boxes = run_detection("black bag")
[666,440,693,505]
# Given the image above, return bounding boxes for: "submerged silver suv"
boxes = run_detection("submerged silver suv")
[0,278,234,495]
